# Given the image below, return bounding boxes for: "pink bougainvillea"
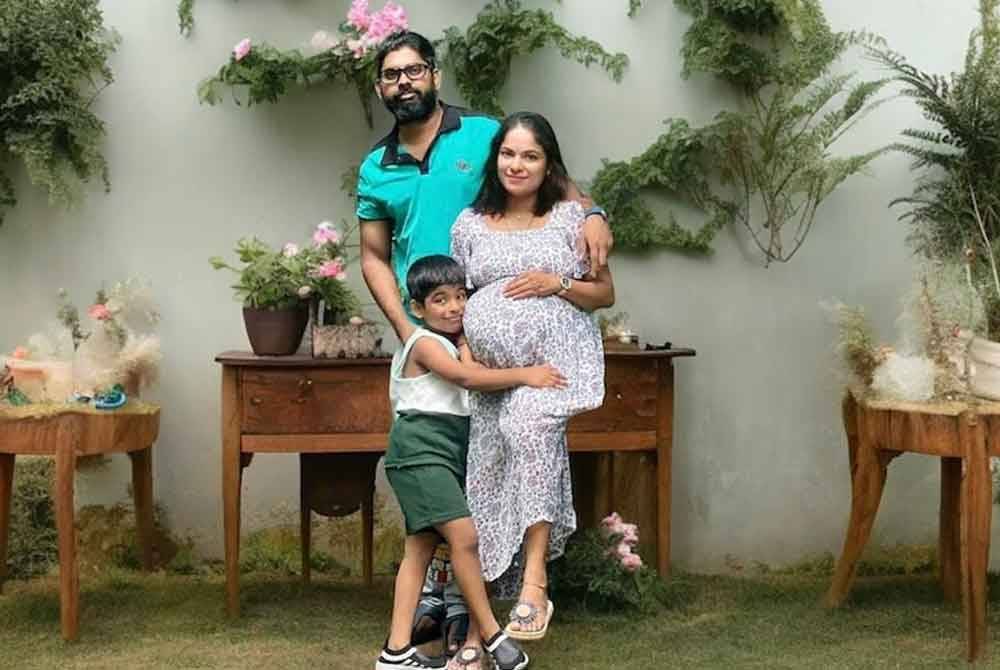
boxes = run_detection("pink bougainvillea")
[601,511,645,572]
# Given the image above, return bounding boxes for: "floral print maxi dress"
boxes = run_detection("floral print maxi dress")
[450,200,605,597]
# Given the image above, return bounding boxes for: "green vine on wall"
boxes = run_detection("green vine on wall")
[593,0,889,262]
[438,1,628,117]
[178,0,196,36]
[197,1,627,127]
[0,0,120,226]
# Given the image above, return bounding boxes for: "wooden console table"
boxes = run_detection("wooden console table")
[0,404,160,640]
[825,394,1000,662]
[217,347,694,617]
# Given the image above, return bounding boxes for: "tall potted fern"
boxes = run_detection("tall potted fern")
[871,0,1000,396]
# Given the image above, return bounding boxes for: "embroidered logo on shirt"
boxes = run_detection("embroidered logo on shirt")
[455,159,471,173]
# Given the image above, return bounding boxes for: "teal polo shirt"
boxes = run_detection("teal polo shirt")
[356,103,499,313]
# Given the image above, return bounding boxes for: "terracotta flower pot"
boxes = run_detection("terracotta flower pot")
[242,304,309,356]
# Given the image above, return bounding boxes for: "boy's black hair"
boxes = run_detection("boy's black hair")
[374,31,437,76]
[406,255,466,304]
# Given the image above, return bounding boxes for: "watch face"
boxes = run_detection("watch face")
[560,276,571,291]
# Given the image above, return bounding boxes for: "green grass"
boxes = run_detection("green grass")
[2,566,1000,669]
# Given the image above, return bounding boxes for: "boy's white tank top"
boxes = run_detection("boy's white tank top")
[389,328,470,417]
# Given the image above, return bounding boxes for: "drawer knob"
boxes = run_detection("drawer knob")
[250,397,262,406]
[616,393,623,400]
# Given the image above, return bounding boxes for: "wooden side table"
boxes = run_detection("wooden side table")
[217,348,694,617]
[825,394,998,662]
[0,404,160,640]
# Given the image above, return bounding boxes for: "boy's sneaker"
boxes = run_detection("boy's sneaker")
[376,644,447,670]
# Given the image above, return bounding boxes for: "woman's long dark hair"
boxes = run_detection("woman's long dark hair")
[472,111,569,217]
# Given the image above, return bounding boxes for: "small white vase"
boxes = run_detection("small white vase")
[969,335,1000,400]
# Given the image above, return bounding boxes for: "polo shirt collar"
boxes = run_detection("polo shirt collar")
[380,102,462,167]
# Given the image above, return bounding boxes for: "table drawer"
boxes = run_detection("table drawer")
[241,367,392,434]
[568,358,658,433]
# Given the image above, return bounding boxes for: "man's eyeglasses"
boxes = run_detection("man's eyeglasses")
[379,62,432,85]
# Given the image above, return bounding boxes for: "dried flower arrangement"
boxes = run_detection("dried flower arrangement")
[2,279,161,407]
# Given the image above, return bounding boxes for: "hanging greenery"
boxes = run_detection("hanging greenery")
[0,0,119,226]
[178,0,197,37]
[438,1,628,117]
[870,0,1000,331]
[592,0,889,262]
[198,1,627,127]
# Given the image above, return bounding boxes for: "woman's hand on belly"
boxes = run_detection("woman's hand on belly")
[502,271,561,300]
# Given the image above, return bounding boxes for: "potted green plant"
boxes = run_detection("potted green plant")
[211,224,361,356]
[871,0,1000,397]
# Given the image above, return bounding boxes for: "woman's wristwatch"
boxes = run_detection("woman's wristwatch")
[557,275,572,296]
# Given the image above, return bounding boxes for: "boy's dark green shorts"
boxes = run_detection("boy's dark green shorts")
[385,412,470,536]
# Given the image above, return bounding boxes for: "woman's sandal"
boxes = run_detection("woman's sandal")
[504,582,554,642]
[484,631,530,670]
[447,645,485,670]
[442,611,470,657]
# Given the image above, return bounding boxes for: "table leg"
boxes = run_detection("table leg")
[959,413,991,662]
[940,457,962,603]
[0,453,14,594]
[54,421,79,641]
[129,447,155,571]
[655,360,674,578]
[222,366,243,618]
[825,395,890,608]
[300,455,311,585]
[362,480,374,587]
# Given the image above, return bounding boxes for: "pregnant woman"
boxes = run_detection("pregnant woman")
[450,111,615,653]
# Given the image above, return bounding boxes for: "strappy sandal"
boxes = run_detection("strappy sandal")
[504,583,553,642]
[447,645,486,670]
[484,631,529,670]
[442,611,470,657]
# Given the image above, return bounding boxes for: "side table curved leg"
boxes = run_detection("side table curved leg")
[825,396,889,608]
[959,413,991,662]
[129,447,155,571]
[54,421,79,641]
[0,453,13,594]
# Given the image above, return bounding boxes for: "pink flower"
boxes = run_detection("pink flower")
[621,523,639,546]
[621,553,643,572]
[601,512,623,531]
[613,542,631,559]
[347,0,371,31]
[88,304,112,321]
[312,222,341,246]
[311,30,338,52]
[346,38,366,58]
[316,259,345,279]
[11,346,29,360]
[233,38,251,62]
[365,2,408,45]
[282,243,300,257]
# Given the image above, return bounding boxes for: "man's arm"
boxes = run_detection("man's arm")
[359,219,415,343]
[565,179,613,277]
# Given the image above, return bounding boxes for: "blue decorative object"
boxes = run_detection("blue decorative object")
[94,384,127,410]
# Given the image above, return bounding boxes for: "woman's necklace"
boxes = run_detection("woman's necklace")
[502,210,538,230]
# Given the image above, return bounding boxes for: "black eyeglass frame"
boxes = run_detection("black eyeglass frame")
[378,62,434,85]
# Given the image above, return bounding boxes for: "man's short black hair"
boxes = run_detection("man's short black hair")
[407,255,466,304]
[374,30,437,75]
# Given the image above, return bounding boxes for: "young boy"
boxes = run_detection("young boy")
[376,255,565,670]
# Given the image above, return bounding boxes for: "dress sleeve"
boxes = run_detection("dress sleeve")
[562,200,591,279]
[450,208,475,289]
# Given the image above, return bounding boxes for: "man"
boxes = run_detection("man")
[357,30,613,657]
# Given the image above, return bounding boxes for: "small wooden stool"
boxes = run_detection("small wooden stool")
[0,404,160,641]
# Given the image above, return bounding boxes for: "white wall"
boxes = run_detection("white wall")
[0,0,984,570]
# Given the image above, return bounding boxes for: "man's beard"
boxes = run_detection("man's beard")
[383,87,439,124]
